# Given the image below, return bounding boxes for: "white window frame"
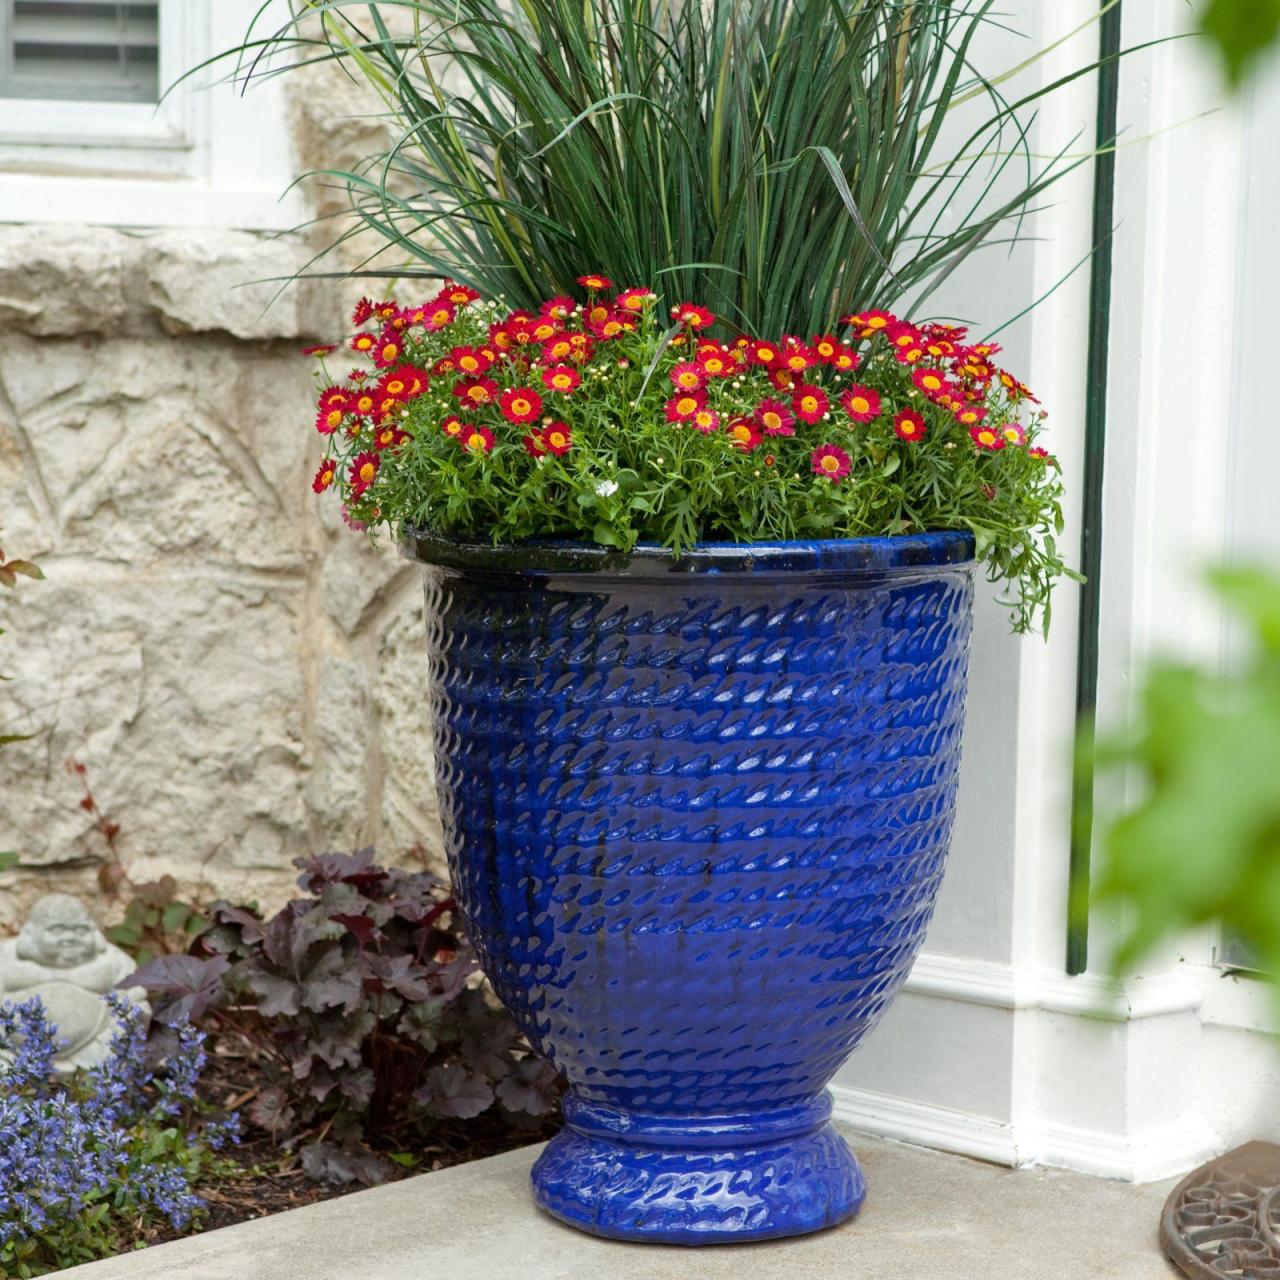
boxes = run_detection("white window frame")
[0,0,305,230]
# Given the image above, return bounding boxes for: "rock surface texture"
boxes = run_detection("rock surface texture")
[0,221,443,920]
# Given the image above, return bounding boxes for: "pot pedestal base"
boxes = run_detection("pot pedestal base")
[530,1092,864,1245]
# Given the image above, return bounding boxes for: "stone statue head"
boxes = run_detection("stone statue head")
[15,894,107,969]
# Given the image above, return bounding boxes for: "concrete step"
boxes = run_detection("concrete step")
[61,1129,1181,1279]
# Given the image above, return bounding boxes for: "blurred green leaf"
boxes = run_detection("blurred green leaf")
[1202,0,1280,87]
[1092,568,1280,990]
[0,851,18,872]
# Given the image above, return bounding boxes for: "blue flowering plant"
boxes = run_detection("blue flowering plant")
[0,995,238,1277]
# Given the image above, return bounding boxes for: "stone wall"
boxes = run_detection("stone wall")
[0,220,442,927]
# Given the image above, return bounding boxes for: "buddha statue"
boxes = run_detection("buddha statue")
[0,893,149,1072]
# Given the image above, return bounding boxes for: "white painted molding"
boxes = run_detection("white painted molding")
[830,1085,1022,1168]
[901,951,1203,1022]
[832,1084,1221,1183]
[1036,1114,1223,1184]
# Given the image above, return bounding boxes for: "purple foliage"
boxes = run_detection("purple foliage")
[130,850,561,1184]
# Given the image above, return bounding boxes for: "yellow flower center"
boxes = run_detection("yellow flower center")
[677,372,699,388]
[512,399,530,415]
[678,397,698,414]
[763,412,780,430]
[801,397,818,413]
[821,455,840,473]
[851,397,869,414]
[432,310,451,326]
[549,431,567,448]
[359,463,376,483]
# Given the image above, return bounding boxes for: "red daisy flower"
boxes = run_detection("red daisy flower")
[696,346,737,378]
[373,301,398,322]
[348,389,376,418]
[811,334,839,362]
[690,407,720,434]
[756,397,795,437]
[543,422,572,455]
[1002,423,1027,446]
[440,282,481,306]
[303,343,338,357]
[539,295,576,321]
[349,451,380,497]
[529,316,559,342]
[792,384,829,424]
[315,404,345,434]
[584,300,611,328]
[782,342,815,374]
[577,273,613,291]
[453,377,499,408]
[377,366,425,401]
[371,328,403,368]
[499,386,543,423]
[541,333,575,362]
[830,343,860,372]
[955,404,986,427]
[1028,446,1052,462]
[461,425,495,455]
[670,362,706,392]
[747,339,781,367]
[912,367,948,398]
[725,418,763,451]
[423,301,456,331]
[841,385,882,423]
[522,430,547,457]
[375,423,409,450]
[373,394,402,422]
[312,458,339,493]
[665,390,706,422]
[440,415,465,439]
[894,409,928,442]
[811,443,851,481]
[541,365,582,394]
[450,346,492,376]
[615,287,655,312]
[350,332,376,354]
[970,423,1005,451]
[591,311,634,339]
[843,309,896,338]
[351,298,375,326]
[318,385,348,409]
[672,302,715,329]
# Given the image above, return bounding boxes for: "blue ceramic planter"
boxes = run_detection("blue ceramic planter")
[406,531,974,1245]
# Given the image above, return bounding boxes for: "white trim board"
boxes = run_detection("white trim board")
[901,951,1202,1022]
[832,1084,1221,1183]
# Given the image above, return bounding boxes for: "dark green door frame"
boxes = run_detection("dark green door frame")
[1067,0,1125,977]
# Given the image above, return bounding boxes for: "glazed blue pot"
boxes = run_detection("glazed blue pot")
[406,531,975,1245]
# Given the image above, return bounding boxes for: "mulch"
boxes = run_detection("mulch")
[141,1038,561,1249]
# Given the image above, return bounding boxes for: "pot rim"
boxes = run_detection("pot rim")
[401,527,976,578]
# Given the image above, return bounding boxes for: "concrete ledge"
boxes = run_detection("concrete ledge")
[61,1129,1180,1280]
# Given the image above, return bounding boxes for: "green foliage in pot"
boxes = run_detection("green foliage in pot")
[1088,568,1280,989]
[307,282,1074,631]
[220,0,1127,334]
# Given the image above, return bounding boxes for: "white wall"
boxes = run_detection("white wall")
[835,0,1280,1181]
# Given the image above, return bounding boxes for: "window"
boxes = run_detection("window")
[0,1,160,103]
[0,0,305,230]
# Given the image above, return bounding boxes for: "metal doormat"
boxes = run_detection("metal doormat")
[1162,1142,1280,1277]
